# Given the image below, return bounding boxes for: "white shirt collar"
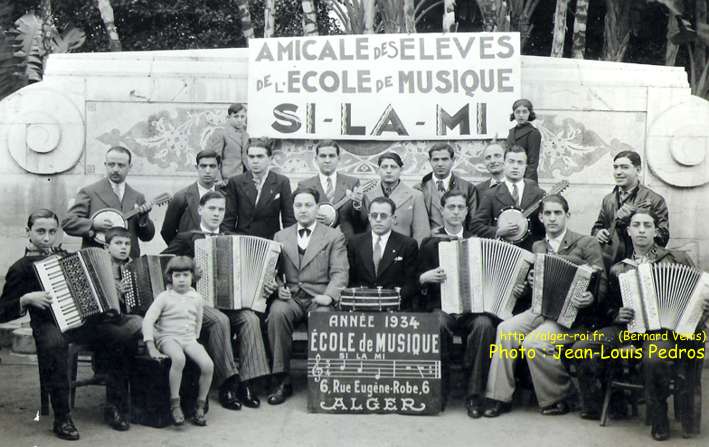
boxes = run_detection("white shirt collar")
[372,230,392,249]
[504,178,525,203]
[109,179,125,191]
[319,172,338,190]
[432,172,452,189]
[546,229,567,253]
[200,223,220,235]
[444,227,464,239]
[197,182,215,198]
[297,221,317,233]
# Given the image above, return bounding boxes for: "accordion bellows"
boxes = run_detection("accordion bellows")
[438,238,535,319]
[531,254,598,329]
[121,255,174,315]
[194,235,281,312]
[619,262,709,335]
[34,247,121,332]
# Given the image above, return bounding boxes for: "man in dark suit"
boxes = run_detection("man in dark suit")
[221,138,295,239]
[484,194,606,418]
[347,196,419,309]
[160,149,222,245]
[63,146,155,258]
[266,187,349,405]
[164,191,267,410]
[417,190,497,419]
[297,140,366,240]
[416,142,477,232]
[476,142,506,200]
[469,145,545,251]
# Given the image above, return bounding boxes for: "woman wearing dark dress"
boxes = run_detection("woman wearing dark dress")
[506,98,542,182]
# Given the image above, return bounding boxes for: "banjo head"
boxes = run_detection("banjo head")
[497,207,529,242]
[317,203,337,227]
[91,208,128,244]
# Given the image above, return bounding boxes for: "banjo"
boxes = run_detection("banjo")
[317,179,378,227]
[90,192,172,244]
[496,180,569,243]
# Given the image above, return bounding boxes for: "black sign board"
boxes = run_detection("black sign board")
[307,312,442,415]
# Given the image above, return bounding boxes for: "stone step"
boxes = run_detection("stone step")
[11,327,36,355]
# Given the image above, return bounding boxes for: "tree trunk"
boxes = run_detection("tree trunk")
[96,0,121,51]
[516,0,541,49]
[571,0,589,58]
[236,0,254,39]
[301,0,319,36]
[264,0,275,38]
[403,0,416,32]
[551,0,568,57]
[363,0,376,34]
[664,14,679,66]
[477,0,500,32]
[601,0,632,62]
[443,0,456,32]
[693,0,707,89]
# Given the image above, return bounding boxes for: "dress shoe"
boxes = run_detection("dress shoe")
[218,386,242,411]
[579,409,600,420]
[651,413,670,441]
[104,406,130,431]
[466,399,483,419]
[238,383,261,408]
[53,417,80,441]
[541,401,569,416]
[483,401,510,418]
[267,382,293,405]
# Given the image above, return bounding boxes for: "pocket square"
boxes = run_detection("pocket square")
[274,193,280,200]
[394,256,403,261]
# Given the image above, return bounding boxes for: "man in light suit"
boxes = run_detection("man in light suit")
[416,142,477,232]
[63,146,155,258]
[476,142,506,200]
[469,145,546,252]
[160,149,222,245]
[266,187,349,405]
[297,140,366,241]
[163,191,267,410]
[221,138,296,239]
[362,152,430,245]
[347,197,419,309]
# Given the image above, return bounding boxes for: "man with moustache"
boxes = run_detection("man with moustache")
[160,149,223,245]
[417,190,496,418]
[572,209,709,440]
[416,142,477,232]
[476,142,506,199]
[297,140,365,240]
[591,151,669,270]
[164,191,267,410]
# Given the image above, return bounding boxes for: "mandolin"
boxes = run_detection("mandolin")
[496,180,570,243]
[90,192,172,244]
[317,179,378,227]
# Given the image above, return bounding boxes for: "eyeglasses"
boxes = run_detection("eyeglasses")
[369,212,391,220]
[444,205,467,211]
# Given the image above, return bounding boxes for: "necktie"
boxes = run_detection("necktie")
[373,236,383,276]
[325,177,335,202]
[113,183,123,202]
[511,183,520,207]
[436,180,446,193]
[298,228,311,237]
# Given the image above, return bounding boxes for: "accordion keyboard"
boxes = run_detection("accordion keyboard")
[36,256,82,330]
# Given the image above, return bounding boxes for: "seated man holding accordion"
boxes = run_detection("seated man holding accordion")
[484,194,607,418]
[570,208,709,441]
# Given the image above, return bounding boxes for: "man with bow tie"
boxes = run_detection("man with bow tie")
[416,142,477,232]
[63,146,155,259]
[221,138,295,240]
[266,187,349,405]
[347,196,419,309]
[163,190,268,411]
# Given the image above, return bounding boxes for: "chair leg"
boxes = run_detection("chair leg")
[600,381,614,427]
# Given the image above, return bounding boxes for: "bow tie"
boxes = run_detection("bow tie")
[203,231,219,237]
[298,228,312,237]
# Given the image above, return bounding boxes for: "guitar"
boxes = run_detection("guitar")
[317,179,378,227]
[496,180,570,243]
[90,192,172,244]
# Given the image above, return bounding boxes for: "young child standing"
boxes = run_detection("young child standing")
[142,256,213,426]
[506,98,542,182]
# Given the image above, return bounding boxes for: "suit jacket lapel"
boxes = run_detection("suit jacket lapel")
[376,233,399,278]
[282,226,300,269]
[255,171,277,209]
[520,180,539,210]
[187,183,201,228]
[242,172,258,207]
[557,230,581,255]
[495,183,515,208]
[361,232,376,280]
[300,224,327,270]
[512,124,533,141]
[332,175,348,204]
[96,178,123,210]
[122,184,139,213]
[389,183,413,209]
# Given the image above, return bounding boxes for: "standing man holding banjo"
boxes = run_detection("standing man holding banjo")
[469,145,546,251]
[63,146,161,258]
[297,140,374,241]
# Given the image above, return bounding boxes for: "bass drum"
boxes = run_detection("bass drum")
[90,208,128,244]
[496,207,529,243]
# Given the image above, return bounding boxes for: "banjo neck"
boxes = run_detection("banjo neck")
[329,179,377,210]
[520,180,570,218]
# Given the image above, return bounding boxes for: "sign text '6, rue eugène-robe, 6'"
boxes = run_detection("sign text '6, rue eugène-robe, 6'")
[247,33,521,140]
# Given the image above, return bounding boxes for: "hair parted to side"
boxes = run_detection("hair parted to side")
[27,208,59,228]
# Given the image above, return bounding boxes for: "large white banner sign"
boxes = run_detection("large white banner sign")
[247,33,521,140]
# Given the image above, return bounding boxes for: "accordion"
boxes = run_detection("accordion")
[531,254,600,329]
[194,235,281,312]
[33,247,121,333]
[438,237,535,319]
[120,255,174,315]
[619,263,709,335]
[339,287,401,312]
